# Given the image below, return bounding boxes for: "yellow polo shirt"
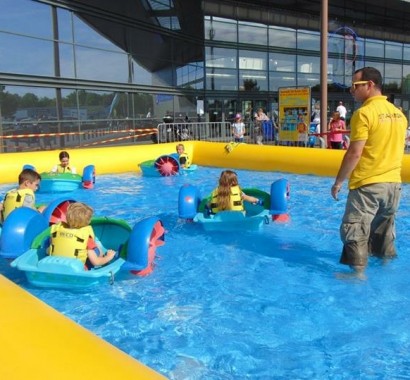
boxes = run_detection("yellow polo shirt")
[349,95,407,189]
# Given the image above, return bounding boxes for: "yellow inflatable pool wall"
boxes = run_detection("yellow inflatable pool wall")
[1,141,409,184]
[1,141,410,379]
[0,276,165,380]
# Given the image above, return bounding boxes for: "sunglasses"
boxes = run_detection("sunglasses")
[351,80,370,90]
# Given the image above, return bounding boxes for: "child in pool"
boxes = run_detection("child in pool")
[51,151,77,174]
[0,168,46,222]
[176,143,191,168]
[209,170,260,214]
[48,202,116,269]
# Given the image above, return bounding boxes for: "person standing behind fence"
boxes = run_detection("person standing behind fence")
[328,111,346,149]
[231,113,246,143]
[331,66,407,276]
[336,101,347,121]
[254,108,269,145]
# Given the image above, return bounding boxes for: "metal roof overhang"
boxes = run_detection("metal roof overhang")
[57,0,410,72]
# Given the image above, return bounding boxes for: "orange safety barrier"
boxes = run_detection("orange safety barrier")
[2,128,157,140]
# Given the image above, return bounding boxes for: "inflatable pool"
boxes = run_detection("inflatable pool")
[11,216,165,289]
[1,141,410,379]
[139,154,197,176]
[178,178,289,231]
[38,164,96,192]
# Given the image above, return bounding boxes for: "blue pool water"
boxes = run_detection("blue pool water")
[2,167,410,379]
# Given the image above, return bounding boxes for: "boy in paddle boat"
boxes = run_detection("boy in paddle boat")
[176,143,191,169]
[0,168,46,222]
[48,202,116,269]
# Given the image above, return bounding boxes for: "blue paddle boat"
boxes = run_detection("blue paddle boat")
[11,215,165,289]
[38,165,96,193]
[178,178,289,232]
[0,198,76,260]
[139,154,197,177]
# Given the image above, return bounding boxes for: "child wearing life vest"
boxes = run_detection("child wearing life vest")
[0,168,45,222]
[51,151,77,174]
[209,170,261,214]
[176,143,191,168]
[49,202,116,269]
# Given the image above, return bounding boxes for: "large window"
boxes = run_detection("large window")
[206,47,237,69]
[269,26,296,49]
[239,50,268,91]
[297,30,320,51]
[269,72,296,91]
[0,34,54,76]
[206,68,237,90]
[365,39,384,58]
[205,47,238,90]
[0,0,51,38]
[385,42,403,60]
[297,56,320,74]
[74,46,129,83]
[176,62,204,89]
[205,16,237,43]
[238,21,267,46]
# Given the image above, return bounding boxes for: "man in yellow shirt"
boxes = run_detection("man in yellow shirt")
[331,67,407,276]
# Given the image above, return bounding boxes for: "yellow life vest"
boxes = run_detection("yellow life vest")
[210,185,243,213]
[2,188,35,221]
[179,153,191,168]
[49,223,95,264]
[56,164,74,173]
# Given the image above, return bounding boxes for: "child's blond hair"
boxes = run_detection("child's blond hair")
[176,143,185,151]
[66,202,93,229]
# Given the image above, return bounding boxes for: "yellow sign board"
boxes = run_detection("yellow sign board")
[278,87,311,143]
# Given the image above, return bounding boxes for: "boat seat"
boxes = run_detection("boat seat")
[38,256,85,273]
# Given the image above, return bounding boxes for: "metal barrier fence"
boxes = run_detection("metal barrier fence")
[155,121,277,145]
[1,117,356,152]
[0,119,157,152]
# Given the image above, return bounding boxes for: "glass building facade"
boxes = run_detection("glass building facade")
[1,0,410,151]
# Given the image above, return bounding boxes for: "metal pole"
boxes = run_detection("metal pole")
[320,0,328,137]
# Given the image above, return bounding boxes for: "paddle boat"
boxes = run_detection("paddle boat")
[139,154,197,177]
[178,178,289,232]
[11,215,165,289]
[38,165,96,192]
[0,198,76,260]
[22,163,96,193]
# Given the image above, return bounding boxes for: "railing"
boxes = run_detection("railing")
[0,117,357,153]
[0,118,158,153]
[155,121,277,145]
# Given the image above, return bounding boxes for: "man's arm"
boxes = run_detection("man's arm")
[331,140,366,200]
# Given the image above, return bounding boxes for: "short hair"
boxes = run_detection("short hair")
[66,202,93,229]
[354,67,383,90]
[18,168,41,185]
[176,143,185,150]
[59,151,70,161]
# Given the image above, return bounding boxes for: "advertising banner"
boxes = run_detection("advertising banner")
[278,87,311,144]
